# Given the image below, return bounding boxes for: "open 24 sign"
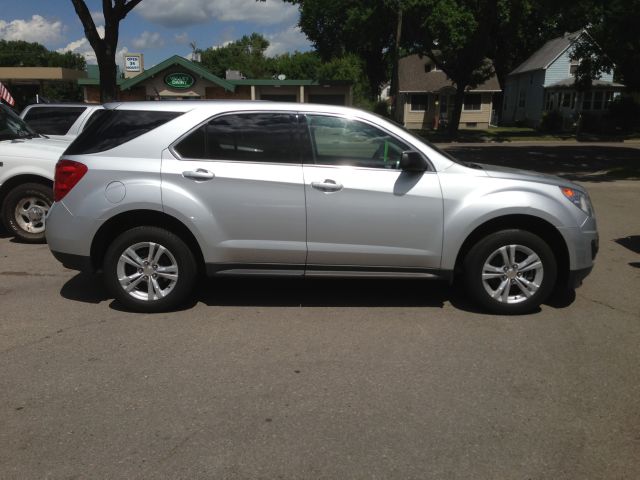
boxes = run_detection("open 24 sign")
[125,56,141,72]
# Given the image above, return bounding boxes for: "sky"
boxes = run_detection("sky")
[0,0,312,68]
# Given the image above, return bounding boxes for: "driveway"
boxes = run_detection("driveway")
[1,144,639,479]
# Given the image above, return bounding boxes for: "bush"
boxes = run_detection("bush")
[373,100,391,118]
[540,110,563,132]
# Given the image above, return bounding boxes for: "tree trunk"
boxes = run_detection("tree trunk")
[70,0,144,104]
[390,7,403,121]
[97,53,118,103]
[448,84,466,137]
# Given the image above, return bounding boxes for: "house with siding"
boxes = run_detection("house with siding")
[502,30,624,127]
[398,54,501,130]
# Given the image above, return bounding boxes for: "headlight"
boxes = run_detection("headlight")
[560,186,592,216]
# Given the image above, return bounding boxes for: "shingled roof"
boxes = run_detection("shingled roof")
[510,30,583,75]
[398,55,501,93]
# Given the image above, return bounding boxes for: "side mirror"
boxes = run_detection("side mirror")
[400,151,427,172]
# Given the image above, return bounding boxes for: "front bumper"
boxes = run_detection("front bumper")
[51,250,94,272]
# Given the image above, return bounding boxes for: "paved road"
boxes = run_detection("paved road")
[1,146,639,479]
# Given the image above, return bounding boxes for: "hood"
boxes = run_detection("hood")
[478,163,583,191]
[0,136,70,160]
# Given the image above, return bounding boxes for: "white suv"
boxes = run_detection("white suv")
[20,103,103,141]
[0,104,69,242]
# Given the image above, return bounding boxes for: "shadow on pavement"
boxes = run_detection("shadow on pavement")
[615,235,640,268]
[60,272,111,304]
[615,235,640,254]
[59,273,580,315]
[445,145,640,182]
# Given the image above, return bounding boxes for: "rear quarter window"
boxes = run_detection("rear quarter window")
[23,106,86,135]
[65,110,182,155]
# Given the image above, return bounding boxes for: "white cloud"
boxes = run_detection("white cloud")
[91,10,105,25]
[265,26,311,57]
[174,32,189,45]
[57,27,115,65]
[136,0,298,27]
[0,15,64,44]
[132,31,165,49]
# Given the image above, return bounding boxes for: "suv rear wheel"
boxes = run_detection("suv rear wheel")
[103,226,197,312]
[464,229,557,314]
[2,183,52,243]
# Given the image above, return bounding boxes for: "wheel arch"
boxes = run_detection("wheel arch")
[0,174,53,207]
[90,210,205,273]
[453,214,570,287]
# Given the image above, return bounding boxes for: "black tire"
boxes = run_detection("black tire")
[1,183,52,243]
[103,226,198,313]
[463,229,557,315]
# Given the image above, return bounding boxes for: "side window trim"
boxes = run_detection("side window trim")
[301,112,433,172]
[170,110,303,165]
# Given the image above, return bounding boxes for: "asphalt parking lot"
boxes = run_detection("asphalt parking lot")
[1,143,639,479]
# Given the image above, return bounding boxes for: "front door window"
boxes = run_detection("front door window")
[306,115,410,170]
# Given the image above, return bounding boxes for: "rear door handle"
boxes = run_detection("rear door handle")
[183,169,215,181]
[311,179,343,192]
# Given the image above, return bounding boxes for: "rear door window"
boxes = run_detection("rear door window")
[23,106,86,135]
[65,110,182,155]
[174,113,299,164]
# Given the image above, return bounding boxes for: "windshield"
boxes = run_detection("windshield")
[0,104,39,140]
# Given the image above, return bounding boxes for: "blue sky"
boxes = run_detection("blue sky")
[0,0,312,67]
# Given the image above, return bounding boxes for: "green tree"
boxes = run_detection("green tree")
[570,0,640,92]
[283,0,400,99]
[70,0,143,102]
[404,0,499,135]
[0,40,86,69]
[269,51,322,80]
[316,54,373,108]
[200,33,271,79]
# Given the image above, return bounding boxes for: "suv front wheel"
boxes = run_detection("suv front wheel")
[464,229,557,315]
[103,226,197,312]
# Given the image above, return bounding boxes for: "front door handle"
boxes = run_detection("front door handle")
[183,169,215,181]
[311,179,343,192]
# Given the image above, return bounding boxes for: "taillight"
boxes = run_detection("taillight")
[54,160,88,202]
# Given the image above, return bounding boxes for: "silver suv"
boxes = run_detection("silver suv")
[46,101,598,314]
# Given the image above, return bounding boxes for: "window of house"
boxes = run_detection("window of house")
[174,113,298,163]
[518,90,526,108]
[463,93,482,111]
[593,91,604,110]
[562,92,571,107]
[571,92,577,109]
[582,92,592,110]
[570,59,580,76]
[410,94,428,112]
[306,114,411,170]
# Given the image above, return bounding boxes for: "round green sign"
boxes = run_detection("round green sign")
[164,72,195,89]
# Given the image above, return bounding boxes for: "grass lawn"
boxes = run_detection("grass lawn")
[413,126,640,143]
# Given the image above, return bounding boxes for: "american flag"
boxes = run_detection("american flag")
[0,81,16,107]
